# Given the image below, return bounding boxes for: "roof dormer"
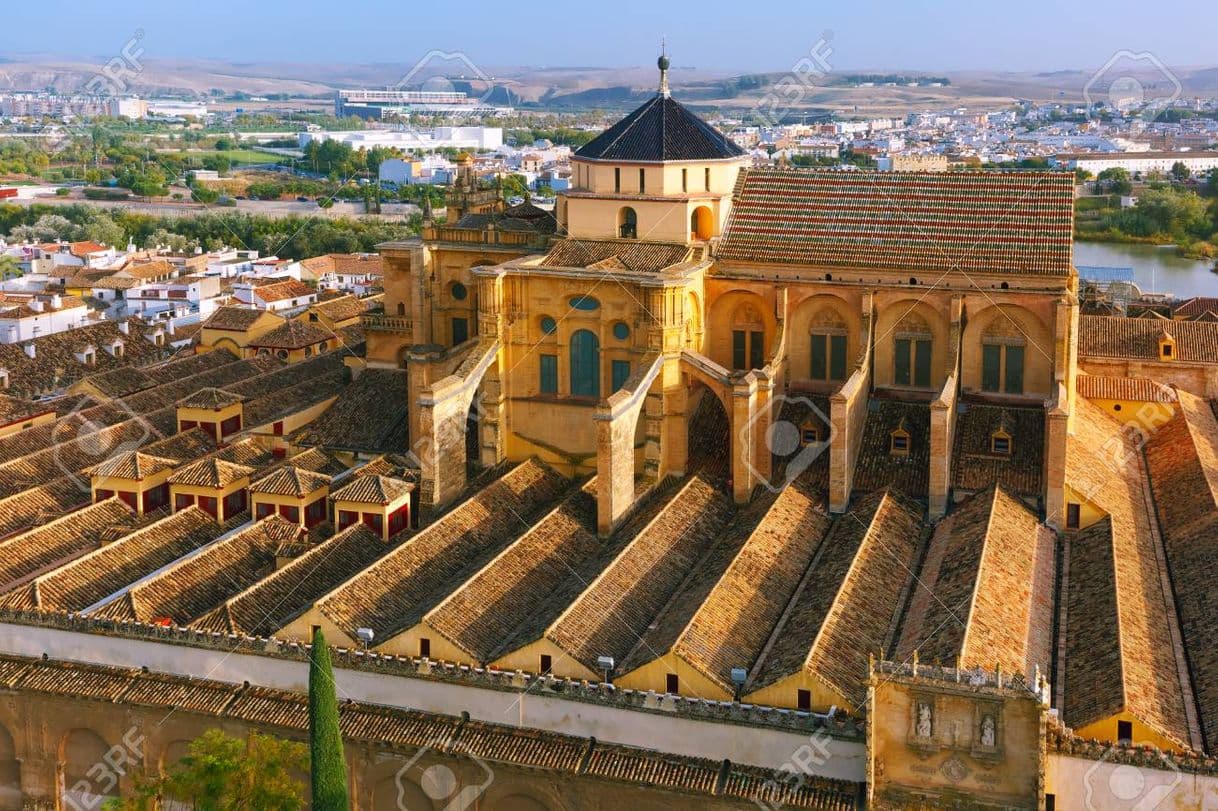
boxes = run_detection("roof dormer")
[990,425,1012,457]
[1158,328,1176,361]
[890,419,911,457]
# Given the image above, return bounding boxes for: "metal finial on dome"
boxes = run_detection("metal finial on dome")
[658,37,670,97]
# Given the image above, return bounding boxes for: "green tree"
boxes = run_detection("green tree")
[0,254,20,280]
[309,628,349,810]
[500,173,529,201]
[1097,167,1133,195]
[1171,161,1191,182]
[105,729,307,810]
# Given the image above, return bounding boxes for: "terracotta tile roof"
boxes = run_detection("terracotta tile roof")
[951,404,1044,498]
[423,482,603,662]
[0,652,859,808]
[624,474,832,694]
[192,523,389,637]
[176,387,245,410]
[0,394,53,427]
[316,460,569,642]
[1079,315,1218,362]
[330,474,413,505]
[248,320,335,350]
[250,466,331,497]
[300,253,384,277]
[0,498,136,592]
[167,457,256,488]
[718,169,1075,275]
[853,401,930,498]
[0,507,220,613]
[749,489,925,706]
[78,366,160,398]
[293,368,409,455]
[1062,398,1191,749]
[896,486,1055,678]
[0,478,91,540]
[92,516,298,625]
[203,306,278,331]
[1077,374,1178,403]
[1174,297,1218,320]
[542,474,735,674]
[308,294,367,324]
[254,279,314,304]
[83,450,178,481]
[1144,390,1218,749]
[539,239,693,274]
[0,320,170,399]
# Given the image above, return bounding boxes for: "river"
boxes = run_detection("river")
[1074,241,1218,299]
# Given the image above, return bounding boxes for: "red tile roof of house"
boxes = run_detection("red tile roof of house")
[718,169,1075,275]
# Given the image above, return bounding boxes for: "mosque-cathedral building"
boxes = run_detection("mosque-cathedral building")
[6,56,1218,809]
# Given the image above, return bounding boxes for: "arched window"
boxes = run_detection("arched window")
[618,207,637,239]
[809,308,848,382]
[731,304,765,370]
[894,313,932,388]
[569,329,600,398]
[691,206,714,240]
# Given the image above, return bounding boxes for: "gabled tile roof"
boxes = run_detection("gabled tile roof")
[1077,374,1178,403]
[574,93,744,162]
[91,516,295,625]
[1062,398,1192,750]
[248,320,335,350]
[0,498,135,592]
[718,169,1075,275]
[539,239,693,274]
[192,523,389,637]
[292,368,408,455]
[0,507,220,613]
[0,394,53,427]
[315,460,569,641]
[621,473,831,694]
[423,482,602,662]
[83,450,178,481]
[167,457,256,488]
[896,486,1054,678]
[1145,390,1218,749]
[1174,297,1218,320]
[853,401,930,498]
[203,306,278,331]
[254,279,314,304]
[176,387,245,410]
[541,474,734,674]
[250,466,331,497]
[330,474,413,505]
[1079,315,1218,362]
[748,489,925,706]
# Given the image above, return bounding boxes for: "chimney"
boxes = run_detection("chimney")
[27,299,43,313]
[166,320,176,336]
[50,294,62,309]
[23,343,35,359]
[117,320,129,335]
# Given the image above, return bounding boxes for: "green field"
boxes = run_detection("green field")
[171,149,283,165]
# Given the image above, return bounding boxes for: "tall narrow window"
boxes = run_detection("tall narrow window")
[1004,345,1025,394]
[539,354,558,394]
[666,673,679,694]
[611,359,631,392]
[982,343,1002,392]
[982,341,1025,394]
[750,331,764,368]
[569,330,600,398]
[451,317,468,346]
[797,689,812,711]
[1066,503,1081,530]
[540,654,553,674]
[895,337,932,387]
[705,167,711,190]
[811,333,848,381]
[733,330,747,370]
[639,168,645,194]
[682,168,688,192]
[614,167,621,193]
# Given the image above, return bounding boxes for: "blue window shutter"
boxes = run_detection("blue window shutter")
[830,334,848,381]
[611,360,631,392]
[540,354,558,394]
[570,330,600,397]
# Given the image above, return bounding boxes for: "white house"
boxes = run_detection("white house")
[0,293,94,343]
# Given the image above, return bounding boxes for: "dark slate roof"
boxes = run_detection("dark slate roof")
[718,169,1076,275]
[574,94,744,163]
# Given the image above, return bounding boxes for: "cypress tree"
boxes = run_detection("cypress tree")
[308,627,350,810]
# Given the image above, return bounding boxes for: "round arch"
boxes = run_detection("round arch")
[691,205,714,240]
[617,206,637,239]
[0,722,17,811]
[684,290,704,353]
[707,289,776,371]
[961,303,1054,397]
[788,293,860,387]
[569,329,601,399]
[60,728,115,809]
[873,298,950,391]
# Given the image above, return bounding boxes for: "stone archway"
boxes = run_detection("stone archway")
[0,722,18,811]
[961,303,1055,397]
[691,205,714,240]
[60,728,116,810]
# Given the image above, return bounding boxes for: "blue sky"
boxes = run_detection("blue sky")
[0,0,1213,72]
